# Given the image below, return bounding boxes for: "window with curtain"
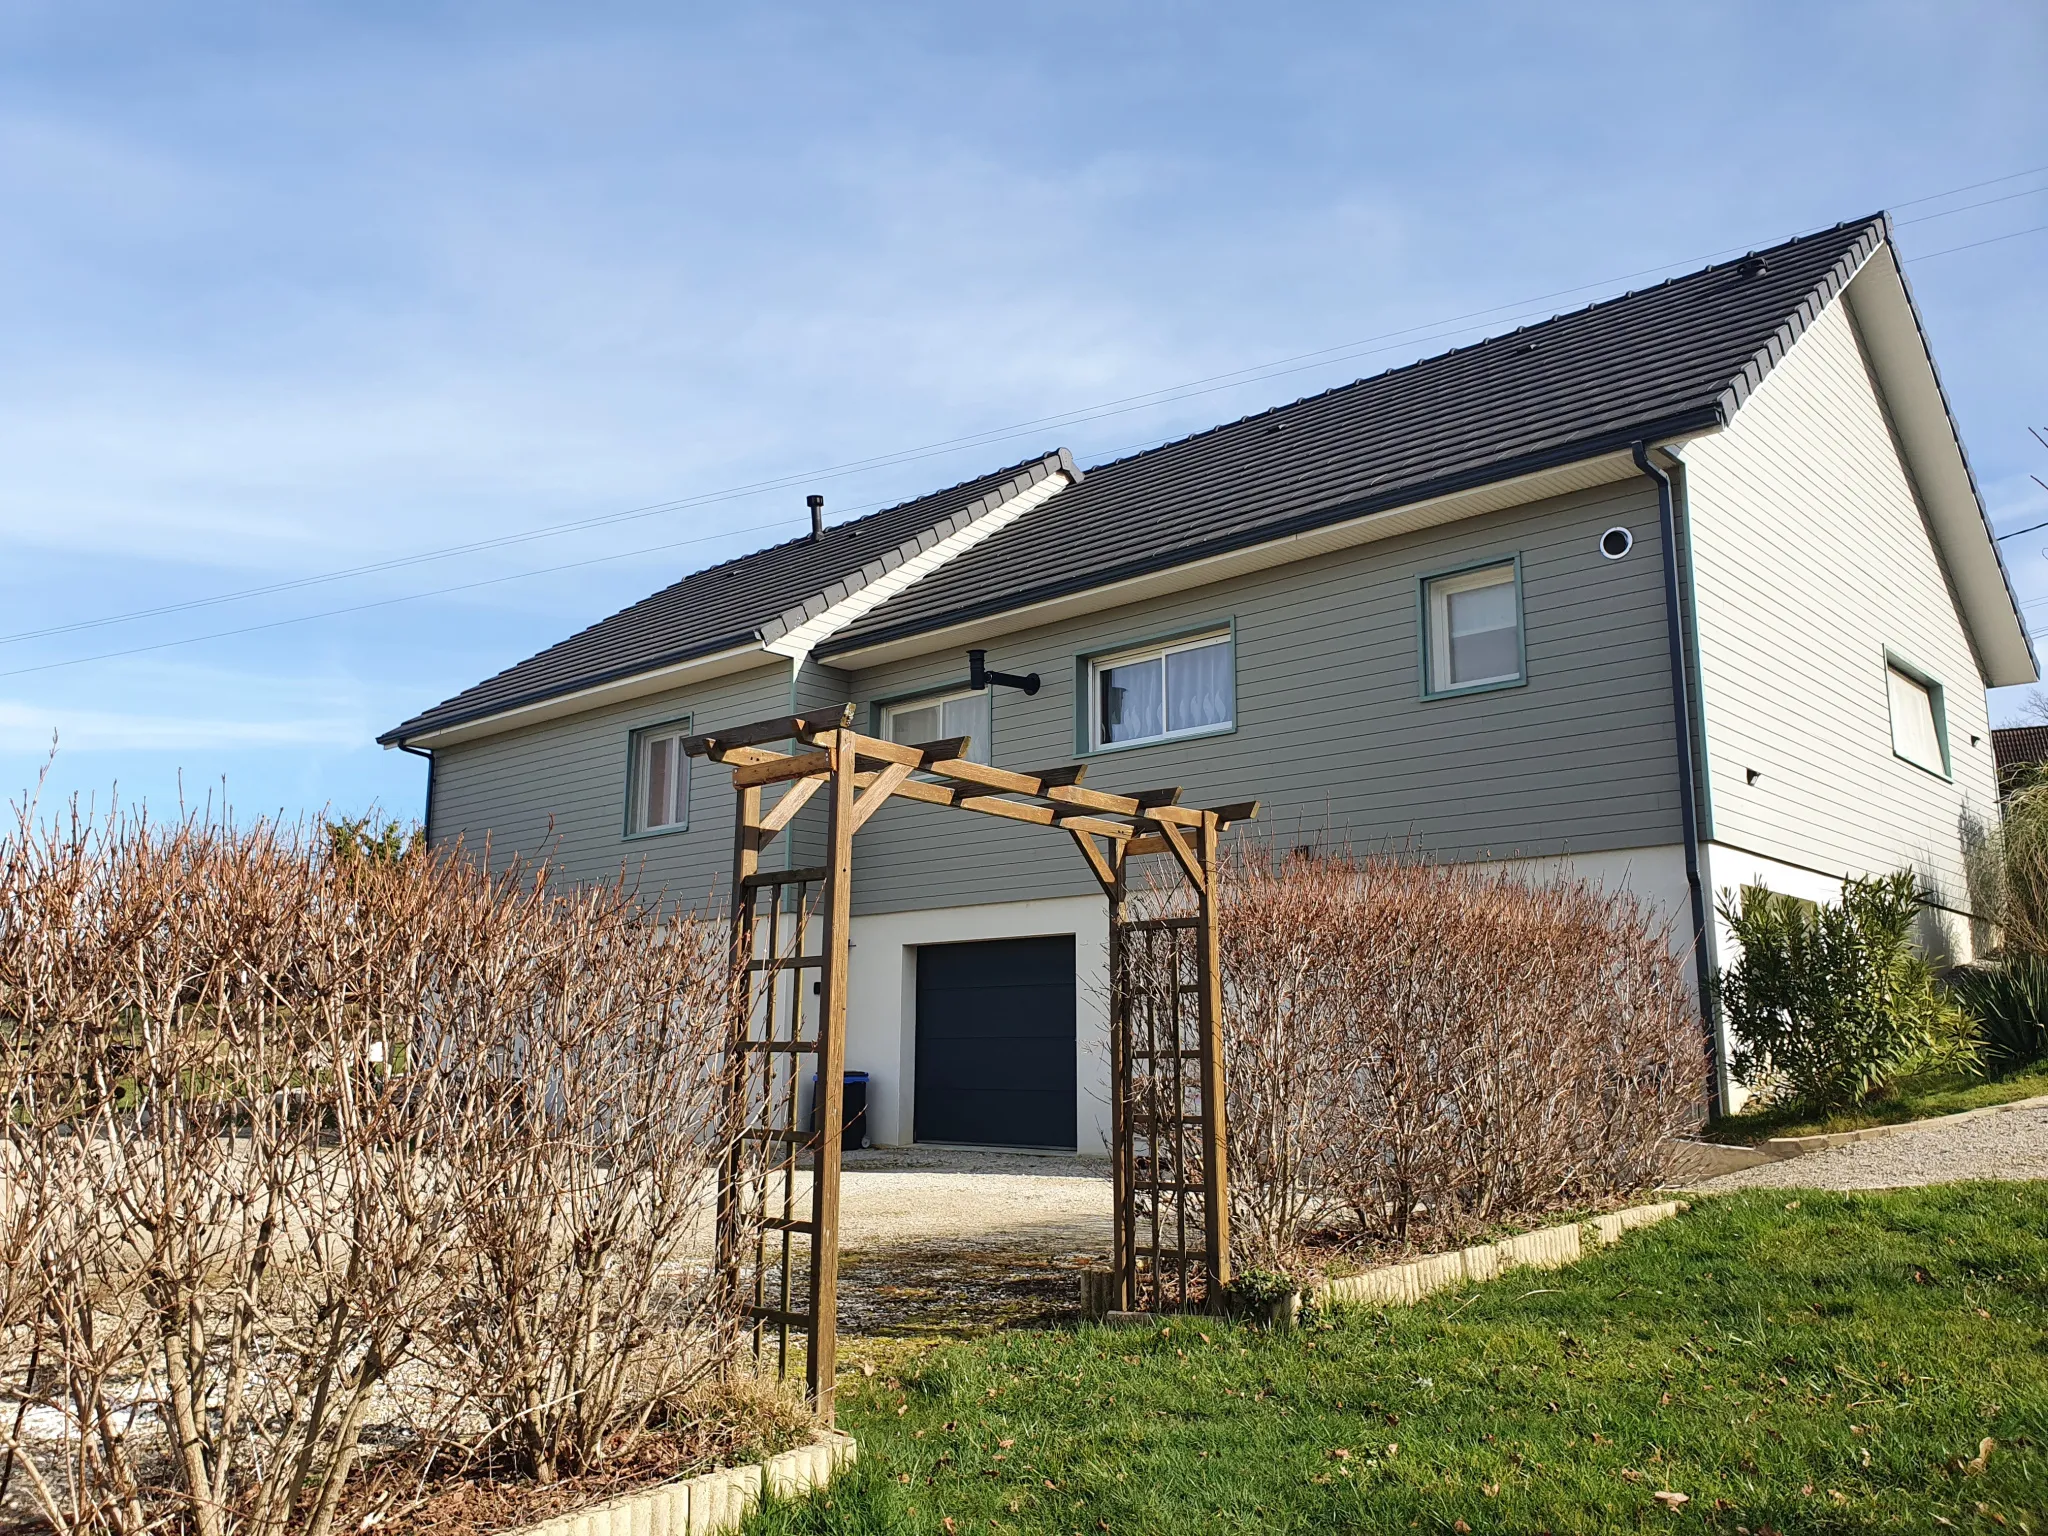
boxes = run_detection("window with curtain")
[627,720,691,835]
[1088,630,1234,750]
[1886,662,1947,776]
[1423,561,1523,694]
[882,688,991,764]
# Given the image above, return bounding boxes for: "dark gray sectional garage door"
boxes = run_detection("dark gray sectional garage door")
[914,936,1076,1150]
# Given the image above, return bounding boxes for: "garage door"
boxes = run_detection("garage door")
[914,936,1076,1150]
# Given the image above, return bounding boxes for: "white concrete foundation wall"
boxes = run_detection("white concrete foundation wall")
[845,894,1110,1153]
[1474,844,1693,950]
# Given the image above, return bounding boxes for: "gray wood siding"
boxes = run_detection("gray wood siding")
[429,662,794,910]
[836,477,1681,916]
[1681,293,1998,912]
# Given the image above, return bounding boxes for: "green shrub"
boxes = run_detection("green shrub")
[1717,871,1975,1111]
[1945,957,2048,1077]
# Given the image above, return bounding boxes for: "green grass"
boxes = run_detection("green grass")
[1708,1063,2048,1145]
[748,1187,2048,1534]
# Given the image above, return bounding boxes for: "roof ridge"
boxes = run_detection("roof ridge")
[1075,216,1890,478]
[683,446,1071,582]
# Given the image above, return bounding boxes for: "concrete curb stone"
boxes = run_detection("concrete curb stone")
[505,1430,857,1536]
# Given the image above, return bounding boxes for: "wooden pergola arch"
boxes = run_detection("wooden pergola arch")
[684,705,1256,1418]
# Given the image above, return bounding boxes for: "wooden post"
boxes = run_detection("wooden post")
[805,730,855,1417]
[1104,847,1133,1312]
[1194,810,1232,1296]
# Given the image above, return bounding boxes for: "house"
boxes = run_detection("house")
[382,214,2032,1144]
[1993,725,2048,796]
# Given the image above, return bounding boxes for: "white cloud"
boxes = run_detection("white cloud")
[0,700,364,754]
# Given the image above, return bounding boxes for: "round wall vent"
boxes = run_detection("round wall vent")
[1599,526,1634,560]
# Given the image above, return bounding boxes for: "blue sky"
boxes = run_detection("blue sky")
[2,2,2043,827]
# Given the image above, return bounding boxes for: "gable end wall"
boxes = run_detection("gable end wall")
[1680,292,1998,919]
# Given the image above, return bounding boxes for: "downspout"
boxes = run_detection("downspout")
[1632,439,1721,1117]
[397,742,435,848]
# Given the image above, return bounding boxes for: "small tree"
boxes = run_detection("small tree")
[1717,871,1971,1110]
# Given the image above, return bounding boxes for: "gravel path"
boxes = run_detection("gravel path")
[774,1148,1115,1338]
[1687,1104,2048,1191]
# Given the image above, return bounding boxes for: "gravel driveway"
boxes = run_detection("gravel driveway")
[833,1148,1111,1338]
[1686,1104,2048,1191]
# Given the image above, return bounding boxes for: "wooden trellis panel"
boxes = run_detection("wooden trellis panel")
[687,706,1254,1421]
[1100,811,1229,1313]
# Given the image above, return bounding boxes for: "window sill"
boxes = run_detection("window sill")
[1890,750,1952,783]
[1420,674,1528,702]
[623,824,691,842]
[1079,721,1237,759]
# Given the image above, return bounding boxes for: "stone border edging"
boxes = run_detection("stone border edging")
[505,1430,856,1536]
[1078,1199,1688,1325]
[1308,1199,1686,1313]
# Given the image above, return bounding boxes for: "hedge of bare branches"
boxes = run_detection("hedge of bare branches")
[1210,849,1702,1268]
[0,802,744,1536]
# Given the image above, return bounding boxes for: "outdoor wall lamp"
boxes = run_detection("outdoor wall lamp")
[967,649,1039,695]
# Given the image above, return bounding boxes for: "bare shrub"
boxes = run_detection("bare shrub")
[0,798,745,1534]
[420,871,736,1484]
[1203,848,1700,1264]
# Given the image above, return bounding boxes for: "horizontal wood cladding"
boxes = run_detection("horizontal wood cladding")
[1681,295,1998,913]
[429,662,793,910]
[839,476,1678,916]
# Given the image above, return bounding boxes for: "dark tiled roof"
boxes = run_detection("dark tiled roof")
[1994,726,2048,776]
[817,218,1888,657]
[382,451,1075,742]
[388,217,1894,743]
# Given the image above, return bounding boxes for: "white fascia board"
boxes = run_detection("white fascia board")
[759,470,1074,663]
[819,449,1655,669]
[1841,244,2036,686]
[395,642,771,749]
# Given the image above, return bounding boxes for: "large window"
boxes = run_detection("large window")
[627,719,691,836]
[1087,630,1234,751]
[882,687,990,764]
[1422,559,1523,696]
[1886,659,1948,777]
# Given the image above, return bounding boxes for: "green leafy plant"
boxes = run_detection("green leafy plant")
[325,814,423,865]
[1945,957,2048,1077]
[1717,871,1975,1111]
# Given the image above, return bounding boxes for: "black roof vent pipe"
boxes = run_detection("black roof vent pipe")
[807,494,825,541]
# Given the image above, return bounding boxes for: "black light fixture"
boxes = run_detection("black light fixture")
[967,649,1039,696]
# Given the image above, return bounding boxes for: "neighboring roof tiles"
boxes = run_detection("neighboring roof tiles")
[1994,725,2048,776]
[381,450,1077,743]
[818,219,1888,658]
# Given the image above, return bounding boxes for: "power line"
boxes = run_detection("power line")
[1911,222,2048,260]
[14,163,2048,672]
[1896,183,2048,225]
[0,430,1185,681]
[1889,162,2048,210]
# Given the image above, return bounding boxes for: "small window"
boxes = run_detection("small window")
[882,688,990,764]
[1423,560,1523,695]
[1088,630,1233,751]
[627,721,691,835]
[1886,662,1948,776]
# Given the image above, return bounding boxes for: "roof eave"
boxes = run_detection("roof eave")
[1840,236,2037,687]
[378,633,768,749]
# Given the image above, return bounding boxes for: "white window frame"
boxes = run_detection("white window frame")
[1884,654,1950,779]
[1420,557,1525,698]
[1084,628,1235,754]
[879,687,991,765]
[625,719,691,837]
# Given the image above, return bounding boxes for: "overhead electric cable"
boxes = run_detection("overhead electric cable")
[14,163,2048,671]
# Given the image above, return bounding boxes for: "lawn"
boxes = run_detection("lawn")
[747,1186,2048,1534]
[1709,1063,2048,1145]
